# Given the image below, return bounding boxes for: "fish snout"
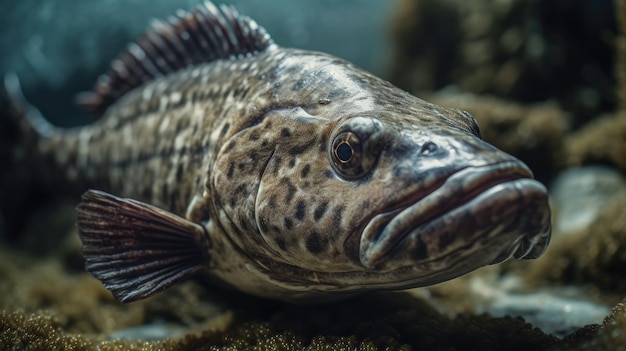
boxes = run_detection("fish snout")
[360,158,551,273]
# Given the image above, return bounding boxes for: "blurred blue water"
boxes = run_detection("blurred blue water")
[0,0,399,126]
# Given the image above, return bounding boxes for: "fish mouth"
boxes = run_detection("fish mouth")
[359,161,551,269]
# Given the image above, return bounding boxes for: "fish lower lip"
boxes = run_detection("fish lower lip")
[360,161,551,268]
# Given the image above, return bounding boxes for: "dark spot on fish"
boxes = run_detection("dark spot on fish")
[295,201,306,220]
[284,62,304,74]
[288,158,296,168]
[219,123,230,138]
[261,139,269,147]
[306,232,325,254]
[238,162,245,170]
[292,79,306,90]
[359,199,370,211]
[284,217,293,230]
[249,132,260,141]
[437,228,455,252]
[319,140,327,153]
[325,169,334,179]
[227,161,235,178]
[288,142,314,156]
[322,75,336,86]
[226,140,236,152]
[348,74,369,85]
[333,206,344,227]
[259,218,269,233]
[239,218,251,231]
[272,156,282,176]
[240,86,250,99]
[268,194,277,209]
[412,235,429,261]
[301,164,310,178]
[276,237,287,251]
[249,151,260,169]
[244,113,265,129]
[176,163,184,182]
[271,225,281,233]
[392,165,403,178]
[281,128,291,137]
[271,82,282,98]
[230,184,248,207]
[175,115,186,134]
[327,88,346,99]
[281,177,296,203]
[313,201,328,221]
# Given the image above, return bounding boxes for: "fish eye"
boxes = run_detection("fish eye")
[331,131,366,179]
[329,116,385,180]
[335,141,354,163]
[334,132,360,164]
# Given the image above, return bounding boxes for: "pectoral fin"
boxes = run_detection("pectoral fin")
[76,190,210,303]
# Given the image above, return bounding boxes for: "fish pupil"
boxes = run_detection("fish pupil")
[336,142,353,163]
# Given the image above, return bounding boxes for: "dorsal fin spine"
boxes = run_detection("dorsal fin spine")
[76,1,276,114]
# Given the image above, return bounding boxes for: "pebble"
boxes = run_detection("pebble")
[471,276,610,339]
[107,321,188,341]
[550,166,626,234]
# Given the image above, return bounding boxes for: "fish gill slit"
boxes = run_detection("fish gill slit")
[254,145,278,239]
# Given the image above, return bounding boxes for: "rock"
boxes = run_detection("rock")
[550,166,626,234]
[485,288,610,339]
[107,322,188,341]
[564,112,626,174]
[389,0,616,126]
[454,274,611,339]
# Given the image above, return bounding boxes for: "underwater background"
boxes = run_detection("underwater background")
[2,0,626,350]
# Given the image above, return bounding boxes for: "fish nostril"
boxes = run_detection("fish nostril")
[419,141,438,156]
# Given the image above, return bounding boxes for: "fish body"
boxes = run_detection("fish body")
[2,2,551,302]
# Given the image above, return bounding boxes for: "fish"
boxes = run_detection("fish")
[1,1,551,302]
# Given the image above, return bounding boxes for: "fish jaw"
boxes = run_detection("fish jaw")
[359,161,551,271]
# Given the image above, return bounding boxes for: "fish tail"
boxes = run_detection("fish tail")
[2,74,56,144]
[0,74,71,236]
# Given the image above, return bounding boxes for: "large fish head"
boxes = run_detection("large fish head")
[213,52,551,295]
[250,108,549,293]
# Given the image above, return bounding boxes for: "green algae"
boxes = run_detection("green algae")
[0,283,559,351]
[0,244,560,351]
[564,112,626,175]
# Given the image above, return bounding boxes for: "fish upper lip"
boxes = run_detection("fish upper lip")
[359,161,544,268]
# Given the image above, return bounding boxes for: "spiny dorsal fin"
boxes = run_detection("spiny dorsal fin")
[76,1,276,114]
[77,189,211,302]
